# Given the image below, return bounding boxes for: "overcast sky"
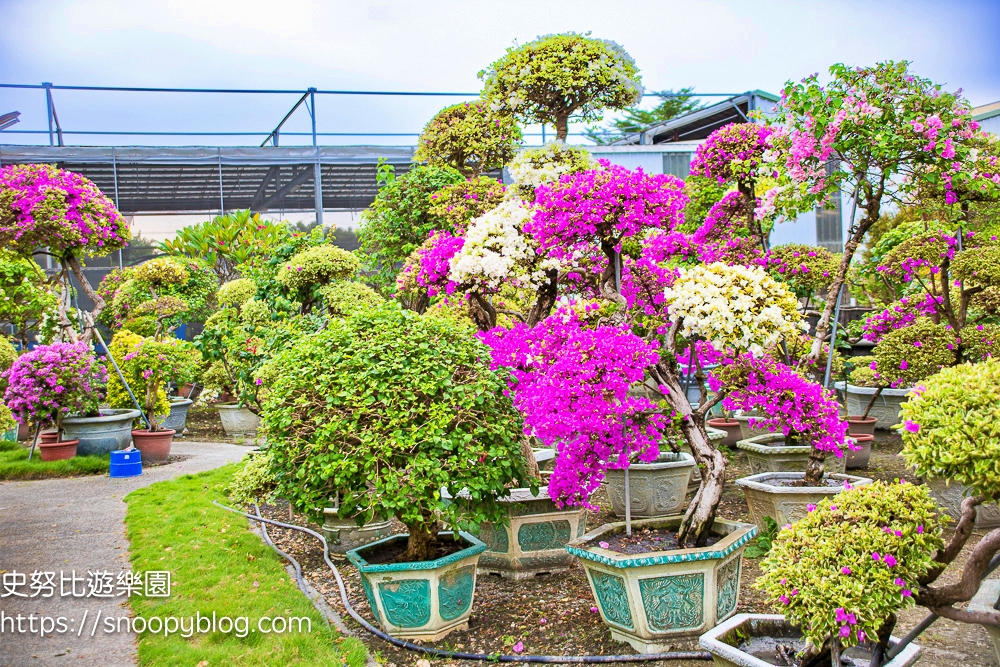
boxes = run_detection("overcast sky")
[2,0,999,148]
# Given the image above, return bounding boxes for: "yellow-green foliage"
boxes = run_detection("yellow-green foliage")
[900,358,1000,499]
[0,337,17,378]
[427,176,508,230]
[424,297,475,329]
[319,281,384,318]
[413,101,522,176]
[848,356,880,387]
[202,361,232,394]
[239,298,271,326]
[757,481,945,651]
[216,278,257,308]
[768,243,839,297]
[227,451,278,506]
[951,243,1000,287]
[131,256,189,287]
[872,318,957,387]
[276,245,359,291]
[962,323,1000,362]
[105,331,170,420]
[0,403,16,433]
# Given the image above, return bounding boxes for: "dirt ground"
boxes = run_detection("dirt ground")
[257,433,996,667]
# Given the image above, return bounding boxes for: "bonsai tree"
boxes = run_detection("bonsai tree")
[427,176,508,231]
[506,142,598,201]
[479,32,642,141]
[2,342,107,441]
[413,100,522,176]
[115,334,200,433]
[274,244,359,313]
[766,243,839,311]
[262,303,532,562]
[757,480,946,664]
[0,164,130,343]
[358,164,464,292]
[0,249,57,349]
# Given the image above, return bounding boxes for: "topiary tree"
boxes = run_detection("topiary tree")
[756,480,945,664]
[479,32,642,141]
[0,249,57,349]
[262,303,532,562]
[413,101,522,176]
[358,164,465,292]
[104,330,170,423]
[766,243,839,305]
[275,244,359,312]
[427,176,508,231]
[0,164,129,343]
[115,334,200,432]
[899,357,1000,629]
[318,281,384,318]
[506,141,598,201]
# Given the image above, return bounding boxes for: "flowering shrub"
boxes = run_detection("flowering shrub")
[404,230,465,297]
[413,101,522,176]
[0,249,57,345]
[275,245,359,291]
[664,263,804,356]
[216,278,257,309]
[711,354,850,455]
[118,335,200,431]
[961,323,1000,362]
[131,257,189,287]
[691,192,764,265]
[2,342,106,432]
[449,199,557,293]
[766,243,838,298]
[427,176,508,231]
[319,281,384,318]
[98,258,218,331]
[530,164,687,258]
[757,481,945,654]
[262,303,531,561]
[481,305,665,507]
[847,356,879,387]
[104,330,170,422]
[690,123,776,186]
[239,298,270,326]
[900,358,1000,499]
[871,318,957,388]
[479,33,641,141]
[227,450,278,506]
[861,294,941,343]
[0,164,129,256]
[507,142,599,199]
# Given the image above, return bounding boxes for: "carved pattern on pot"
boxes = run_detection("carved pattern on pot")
[716,557,740,621]
[638,573,704,631]
[216,404,261,436]
[479,522,510,553]
[378,579,431,628]
[438,565,476,622]
[518,520,572,552]
[590,571,633,629]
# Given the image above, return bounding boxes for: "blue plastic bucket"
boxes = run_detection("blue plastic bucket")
[110,449,142,478]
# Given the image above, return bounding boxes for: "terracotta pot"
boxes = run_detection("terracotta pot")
[847,433,874,469]
[38,439,78,461]
[847,415,877,436]
[131,429,175,463]
[39,431,60,444]
[708,418,742,446]
[17,421,31,441]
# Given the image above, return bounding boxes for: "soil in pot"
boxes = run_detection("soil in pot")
[362,535,467,565]
[847,415,877,436]
[768,475,846,489]
[585,526,721,554]
[131,429,175,463]
[38,439,78,461]
[739,635,881,666]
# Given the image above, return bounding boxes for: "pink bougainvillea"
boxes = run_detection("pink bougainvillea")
[0,164,129,256]
[414,230,464,296]
[480,305,666,508]
[862,294,943,343]
[689,122,776,186]
[691,192,766,266]
[2,342,107,429]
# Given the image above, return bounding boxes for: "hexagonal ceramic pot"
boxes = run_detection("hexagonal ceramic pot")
[604,453,696,519]
[699,613,921,667]
[322,510,393,556]
[736,433,847,476]
[835,382,912,430]
[735,472,873,532]
[566,516,757,653]
[346,531,485,641]
[477,486,588,580]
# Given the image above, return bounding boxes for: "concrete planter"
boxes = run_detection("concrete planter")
[835,382,912,430]
[735,433,847,476]
[347,531,485,641]
[321,510,393,556]
[923,477,1000,529]
[604,453,696,519]
[731,414,777,441]
[969,580,1000,665]
[699,613,921,667]
[216,403,261,437]
[161,398,193,434]
[735,472,872,532]
[62,408,142,456]
[477,486,587,580]
[566,516,756,652]
[533,447,556,471]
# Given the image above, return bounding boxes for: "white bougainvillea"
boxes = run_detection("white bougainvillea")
[507,141,599,193]
[449,199,559,292]
[664,262,804,356]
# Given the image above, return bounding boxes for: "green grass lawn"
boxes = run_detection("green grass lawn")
[125,466,368,667]
[0,440,110,480]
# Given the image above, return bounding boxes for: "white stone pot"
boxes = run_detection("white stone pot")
[736,433,847,476]
[731,414,778,440]
[735,471,872,532]
[969,579,1000,665]
[161,398,193,433]
[604,452,696,519]
[922,477,1000,530]
[215,403,261,436]
[321,510,393,556]
[699,613,921,667]
[835,382,912,430]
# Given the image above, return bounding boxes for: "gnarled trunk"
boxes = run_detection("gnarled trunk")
[402,516,441,563]
[526,269,558,327]
[803,447,827,484]
[554,115,569,142]
[467,291,496,332]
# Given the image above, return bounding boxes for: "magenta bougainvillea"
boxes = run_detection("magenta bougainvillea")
[481,304,667,507]
[689,122,776,186]
[2,342,107,429]
[0,164,129,256]
[691,192,765,265]
[413,230,465,296]
[862,294,942,343]
[710,354,851,456]
[528,163,687,259]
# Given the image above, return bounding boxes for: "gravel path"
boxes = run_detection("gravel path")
[0,440,249,667]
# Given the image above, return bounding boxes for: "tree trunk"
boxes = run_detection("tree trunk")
[554,115,569,142]
[402,518,440,562]
[526,269,558,327]
[146,373,160,432]
[520,438,541,481]
[860,386,885,420]
[65,255,107,345]
[803,447,826,485]
[467,291,496,332]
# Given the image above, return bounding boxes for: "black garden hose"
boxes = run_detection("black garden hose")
[213,501,713,664]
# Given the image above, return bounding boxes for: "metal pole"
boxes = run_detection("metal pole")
[311,90,324,226]
[541,124,546,144]
[43,82,54,146]
[309,88,317,147]
[823,284,844,389]
[27,422,41,461]
[613,251,632,536]
[93,327,151,431]
[112,148,123,269]
[217,150,225,216]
